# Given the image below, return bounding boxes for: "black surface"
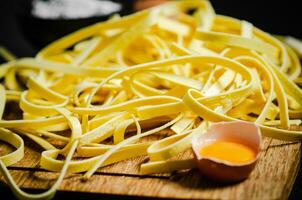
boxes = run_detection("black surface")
[0,0,301,199]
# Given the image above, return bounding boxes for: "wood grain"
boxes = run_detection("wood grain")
[0,127,301,199]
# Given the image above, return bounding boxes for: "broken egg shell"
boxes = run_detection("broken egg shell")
[191,121,261,182]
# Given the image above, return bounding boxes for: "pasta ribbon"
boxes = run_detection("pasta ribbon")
[0,1,301,199]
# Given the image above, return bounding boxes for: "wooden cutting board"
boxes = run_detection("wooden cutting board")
[0,126,301,199]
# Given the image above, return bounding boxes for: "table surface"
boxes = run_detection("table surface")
[0,126,301,200]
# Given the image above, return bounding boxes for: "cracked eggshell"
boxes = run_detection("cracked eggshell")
[192,121,261,182]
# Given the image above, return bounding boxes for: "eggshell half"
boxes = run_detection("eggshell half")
[192,121,261,182]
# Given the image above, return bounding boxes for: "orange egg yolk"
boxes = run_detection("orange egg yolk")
[200,141,256,164]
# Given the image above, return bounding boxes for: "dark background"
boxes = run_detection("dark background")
[0,0,302,57]
[0,0,301,199]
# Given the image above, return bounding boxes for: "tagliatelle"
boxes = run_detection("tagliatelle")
[0,0,301,199]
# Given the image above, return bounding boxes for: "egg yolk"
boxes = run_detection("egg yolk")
[200,141,255,164]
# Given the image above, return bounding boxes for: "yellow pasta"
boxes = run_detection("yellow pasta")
[0,0,302,199]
